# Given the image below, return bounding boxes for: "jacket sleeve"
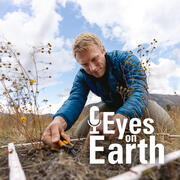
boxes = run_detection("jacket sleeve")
[116,52,148,119]
[53,71,90,130]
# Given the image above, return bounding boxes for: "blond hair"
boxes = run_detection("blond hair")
[72,32,104,58]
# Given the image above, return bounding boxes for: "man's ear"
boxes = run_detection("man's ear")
[101,45,106,55]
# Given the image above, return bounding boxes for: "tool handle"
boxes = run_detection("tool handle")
[59,136,74,147]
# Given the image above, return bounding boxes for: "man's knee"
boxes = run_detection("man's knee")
[74,102,105,137]
[145,100,174,132]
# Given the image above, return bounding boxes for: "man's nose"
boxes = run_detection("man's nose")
[89,63,96,72]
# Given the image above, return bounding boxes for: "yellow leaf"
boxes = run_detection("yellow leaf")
[29,79,35,85]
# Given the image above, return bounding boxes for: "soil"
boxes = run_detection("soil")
[0,140,180,180]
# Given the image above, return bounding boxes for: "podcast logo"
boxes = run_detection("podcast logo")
[88,106,165,164]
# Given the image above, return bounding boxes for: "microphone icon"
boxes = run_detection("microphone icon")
[88,106,101,134]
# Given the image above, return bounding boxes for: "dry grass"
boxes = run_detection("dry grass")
[0,113,52,145]
[165,105,180,150]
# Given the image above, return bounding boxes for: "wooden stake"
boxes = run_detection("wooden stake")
[8,143,26,180]
[108,150,180,180]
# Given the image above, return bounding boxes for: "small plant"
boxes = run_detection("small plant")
[0,40,53,142]
[166,104,172,111]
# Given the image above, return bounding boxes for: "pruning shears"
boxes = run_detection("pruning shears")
[58,136,78,156]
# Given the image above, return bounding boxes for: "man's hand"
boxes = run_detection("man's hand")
[86,113,127,143]
[108,113,127,140]
[41,116,70,148]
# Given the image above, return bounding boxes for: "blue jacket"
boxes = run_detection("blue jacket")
[53,50,148,130]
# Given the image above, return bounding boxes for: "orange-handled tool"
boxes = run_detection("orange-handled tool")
[58,136,78,156]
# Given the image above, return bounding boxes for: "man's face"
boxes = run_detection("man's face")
[75,44,106,78]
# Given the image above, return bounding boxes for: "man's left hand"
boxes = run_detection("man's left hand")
[105,113,127,140]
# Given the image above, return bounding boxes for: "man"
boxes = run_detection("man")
[42,33,173,148]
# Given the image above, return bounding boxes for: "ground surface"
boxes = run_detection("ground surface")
[0,139,180,180]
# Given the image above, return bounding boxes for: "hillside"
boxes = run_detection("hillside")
[82,94,180,113]
[150,93,180,108]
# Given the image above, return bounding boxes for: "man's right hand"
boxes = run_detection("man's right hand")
[41,116,70,148]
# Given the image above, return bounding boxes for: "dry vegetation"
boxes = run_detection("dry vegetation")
[0,40,53,145]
